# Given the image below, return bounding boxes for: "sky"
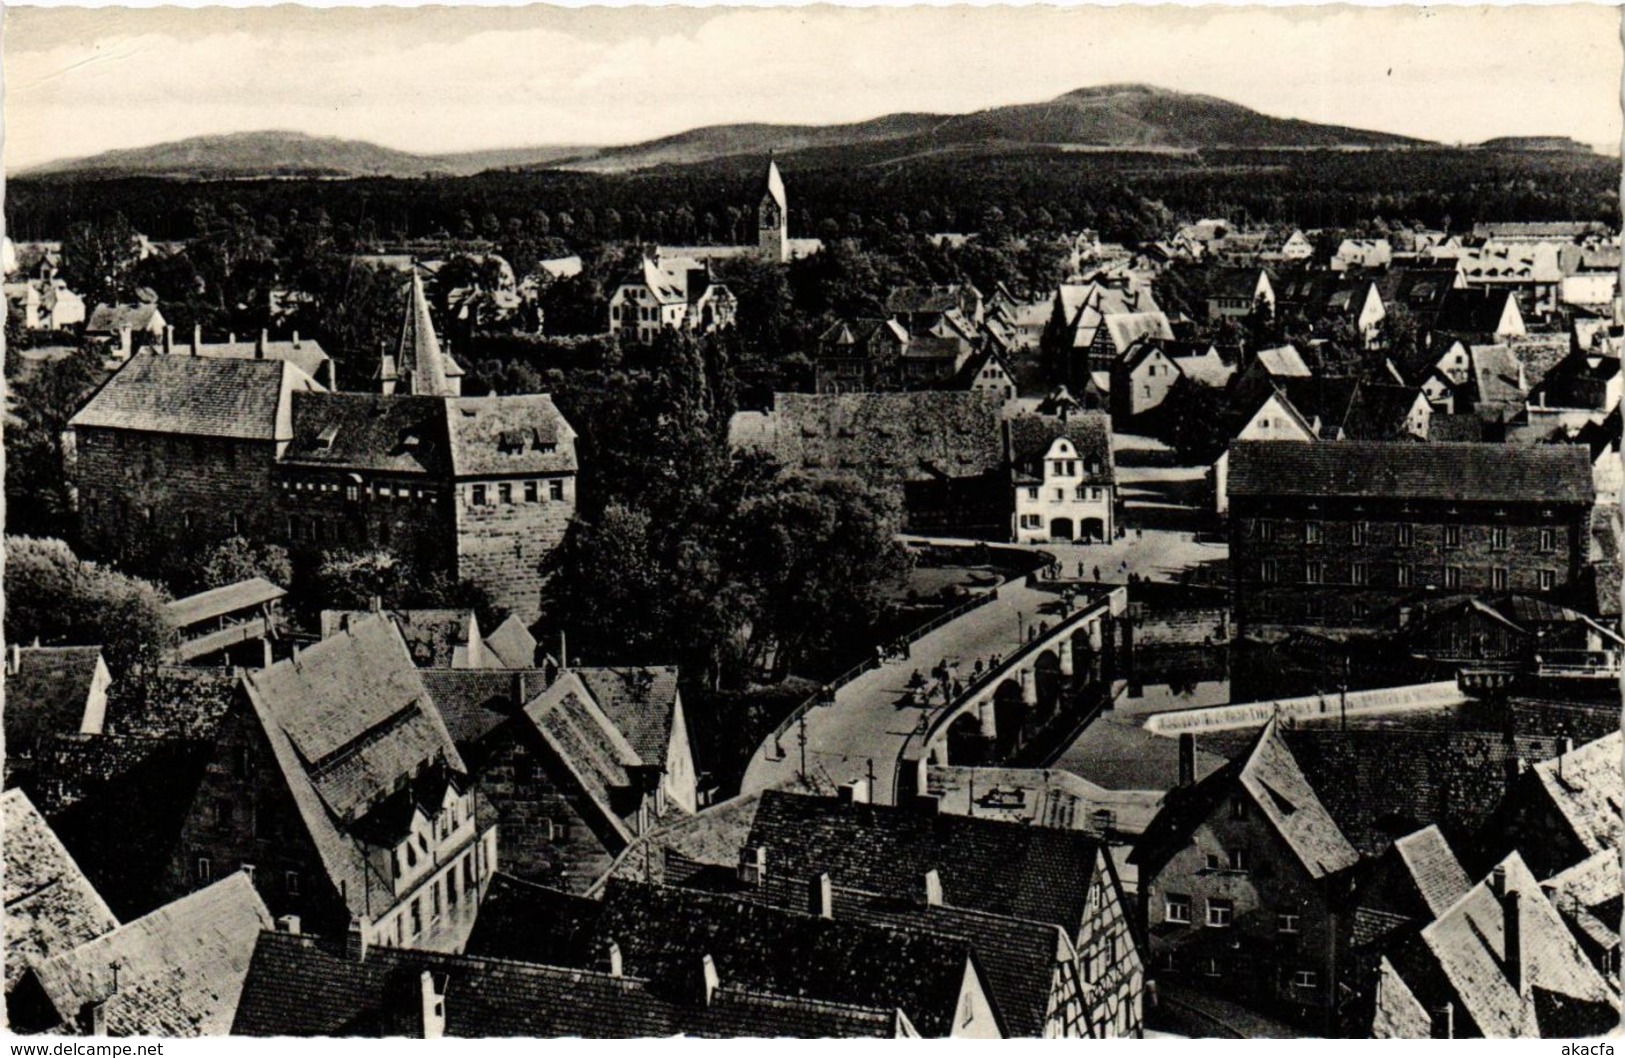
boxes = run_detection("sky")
[4,4,1622,171]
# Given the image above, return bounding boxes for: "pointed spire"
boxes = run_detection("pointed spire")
[762,154,787,212]
[398,269,449,397]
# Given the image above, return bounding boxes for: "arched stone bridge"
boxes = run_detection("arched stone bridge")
[895,586,1130,800]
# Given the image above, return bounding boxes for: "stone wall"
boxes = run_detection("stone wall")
[454,474,575,620]
[276,468,456,575]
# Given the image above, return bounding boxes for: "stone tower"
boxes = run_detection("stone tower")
[758,156,788,264]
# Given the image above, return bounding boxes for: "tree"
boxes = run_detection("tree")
[298,547,495,628]
[1156,377,1232,465]
[197,536,293,592]
[4,536,175,675]
[61,213,141,309]
[5,345,104,540]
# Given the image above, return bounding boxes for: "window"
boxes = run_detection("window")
[1351,521,1369,546]
[1304,561,1324,585]
[1206,899,1234,927]
[1260,559,1279,584]
[1020,514,1041,529]
[1305,521,1322,545]
[1492,567,1509,591]
[1292,970,1318,990]
[549,480,565,501]
[409,897,423,938]
[1540,527,1558,553]
[196,857,213,883]
[1278,913,1301,935]
[499,483,513,504]
[1540,569,1556,591]
[524,480,539,503]
[1444,524,1461,549]
[1227,848,1248,872]
[345,484,359,502]
[1201,958,1222,978]
[1053,461,1066,476]
[1054,489,1065,502]
[1091,487,1103,501]
[1256,519,1276,543]
[1444,566,1461,589]
[1165,896,1192,924]
[471,484,487,506]
[1205,853,1221,871]
[1397,564,1414,588]
[1075,486,1089,501]
[1026,488,1039,501]
[1397,523,1414,547]
[1351,563,1369,586]
[285,871,301,896]
[214,798,233,827]
[1491,525,1509,551]
[432,878,443,918]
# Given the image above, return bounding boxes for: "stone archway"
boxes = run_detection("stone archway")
[1050,517,1076,541]
[1080,517,1106,542]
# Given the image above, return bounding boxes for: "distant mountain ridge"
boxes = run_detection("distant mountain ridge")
[22,84,1435,181]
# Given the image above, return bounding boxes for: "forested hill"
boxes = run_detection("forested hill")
[26,84,1424,181]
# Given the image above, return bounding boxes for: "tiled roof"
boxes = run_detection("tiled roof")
[69,353,321,441]
[233,929,902,1038]
[1280,377,1424,441]
[2,790,118,990]
[464,873,604,965]
[1102,312,1173,357]
[575,667,680,769]
[729,392,1005,485]
[590,879,978,1037]
[1006,413,1114,486]
[243,615,465,918]
[521,673,642,842]
[1227,440,1594,504]
[322,609,476,668]
[1254,345,1313,378]
[1209,267,1267,301]
[1393,825,1473,918]
[283,392,452,475]
[1405,853,1618,1037]
[419,668,550,747]
[183,337,331,381]
[1238,720,1361,878]
[22,872,271,1036]
[5,647,105,752]
[164,577,285,629]
[745,790,1103,935]
[605,793,765,889]
[443,395,577,478]
[484,615,539,669]
[1530,733,1622,860]
[1434,288,1519,336]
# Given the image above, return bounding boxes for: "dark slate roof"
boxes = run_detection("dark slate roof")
[605,793,765,889]
[5,647,104,752]
[2,790,118,990]
[1530,733,1622,861]
[445,395,577,477]
[164,577,285,629]
[1374,268,1460,314]
[283,392,452,475]
[729,392,1005,485]
[464,873,604,966]
[575,667,681,768]
[69,353,320,441]
[1208,267,1267,301]
[1279,378,1424,441]
[1006,413,1115,486]
[1434,288,1519,336]
[419,669,551,747]
[587,879,978,1038]
[233,929,902,1038]
[520,672,643,843]
[745,790,1103,935]
[1227,440,1594,504]
[321,609,475,668]
[22,872,271,1036]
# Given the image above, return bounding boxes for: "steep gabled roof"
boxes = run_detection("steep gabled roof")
[575,667,681,769]
[69,352,321,441]
[1393,825,1473,919]
[1237,719,1361,879]
[2,790,118,990]
[282,392,451,475]
[4,647,106,752]
[1279,377,1425,441]
[745,790,1103,935]
[22,872,270,1036]
[419,669,551,747]
[397,271,452,396]
[233,928,904,1038]
[1254,345,1313,378]
[320,609,475,668]
[1530,732,1623,861]
[1434,288,1520,336]
[443,395,577,477]
[521,673,644,844]
[1102,312,1174,357]
[483,614,539,669]
[1228,440,1594,504]
[1006,413,1114,486]
[761,157,787,212]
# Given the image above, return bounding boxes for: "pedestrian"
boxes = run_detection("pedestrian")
[974,658,984,677]
[908,669,925,689]
[1093,565,1101,582]
[952,679,963,698]
[1077,561,1085,578]
[1137,527,1143,539]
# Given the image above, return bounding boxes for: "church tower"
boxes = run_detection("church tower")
[376,269,463,396]
[758,156,789,264]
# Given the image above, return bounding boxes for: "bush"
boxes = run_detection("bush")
[4,536,175,675]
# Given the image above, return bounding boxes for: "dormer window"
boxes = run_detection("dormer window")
[316,424,341,451]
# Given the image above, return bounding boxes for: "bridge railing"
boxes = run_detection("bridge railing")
[766,583,1005,758]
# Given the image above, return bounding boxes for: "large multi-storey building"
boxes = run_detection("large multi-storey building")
[1227,441,1596,633]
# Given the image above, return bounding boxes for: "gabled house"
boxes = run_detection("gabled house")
[4,278,86,331]
[1371,854,1619,1038]
[1090,311,1174,375]
[2,790,119,993]
[1530,343,1622,416]
[7,872,271,1036]
[608,255,737,342]
[1540,850,1621,983]
[1206,268,1276,320]
[954,347,1018,402]
[886,284,983,334]
[1043,281,1161,381]
[166,615,497,953]
[1131,720,1360,1030]
[1110,334,1184,423]
[1212,388,1318,515]
[813,317,910,393]
[1482,732,1621,881]
[1431,288,1527,344]
[1009,415,1116,544]
[1277,230,1315,262]
[233,921,915,1038]
[320,607,520,670]
[85,302,167,357]
[740,789,1144,1037]
[1331,238,1392,272]
[3,646,112,783]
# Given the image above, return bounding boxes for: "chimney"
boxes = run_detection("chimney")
[78,999,108,1037]
[912,794,940,816]
[1489,865,1507,897]
[419,971,446,1040]
[291,330,300,348]
[1430,1002,1455,1040]
[162,324,174,355]
[346,917,369,962]
[1178,732,1196,788]
[276,914,301,936]
[838,778,871,805]
[7,642,20,674]
[229,332,237,345]
[698,954,720,1007]
[256,329,268,359]
[809,873,833,919]
[605,940,624,978]
[1503,887,1524,996]
[738,846,767,887]
[192,323,203,355]
[922,868,944,907]
[370,595,383,614]
[559,631,569,671]
[512,671,528,707]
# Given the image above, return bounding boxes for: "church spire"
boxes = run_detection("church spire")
[758,155,789,263]
[397,269,450,397]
